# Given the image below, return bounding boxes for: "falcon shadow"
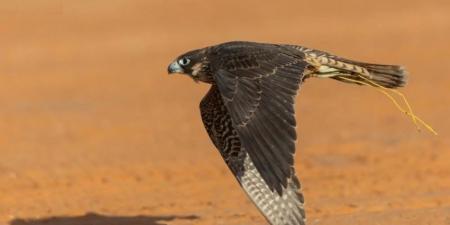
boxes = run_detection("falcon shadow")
[10,212,199,225]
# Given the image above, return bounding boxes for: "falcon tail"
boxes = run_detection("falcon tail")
[303,50,408,89]
[237,154,306,225]
[330,62,407,88]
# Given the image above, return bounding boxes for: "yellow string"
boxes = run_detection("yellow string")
[338,75,437,135]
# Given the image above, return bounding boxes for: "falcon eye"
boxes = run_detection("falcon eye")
[178,57,191,66]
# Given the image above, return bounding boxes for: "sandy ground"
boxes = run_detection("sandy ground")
[1,1,450,224]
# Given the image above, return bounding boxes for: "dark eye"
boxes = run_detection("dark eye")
[178,57,190,66]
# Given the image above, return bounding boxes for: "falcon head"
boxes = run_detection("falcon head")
[168,49,212,83]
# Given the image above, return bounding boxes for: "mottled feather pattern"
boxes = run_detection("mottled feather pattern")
[200,86,306,225]
[240,154,305,225]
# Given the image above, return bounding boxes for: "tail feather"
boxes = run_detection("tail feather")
[297,46,408,89]
[340,62,408,88]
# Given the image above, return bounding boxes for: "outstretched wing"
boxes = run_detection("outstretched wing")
[211,43,308,194]
[200,85,305,225]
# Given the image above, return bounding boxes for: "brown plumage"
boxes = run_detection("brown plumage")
[168,41,407,225]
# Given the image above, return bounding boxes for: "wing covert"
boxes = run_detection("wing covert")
[212,45,308,193]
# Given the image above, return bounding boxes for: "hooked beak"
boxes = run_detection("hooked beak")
[168,60,184,74]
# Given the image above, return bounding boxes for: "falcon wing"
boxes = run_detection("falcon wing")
[212,44,307,194]
[200,85,305,225]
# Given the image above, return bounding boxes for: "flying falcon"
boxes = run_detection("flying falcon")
[167,41,406,225]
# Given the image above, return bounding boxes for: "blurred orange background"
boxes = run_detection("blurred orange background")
[0,1,449,225]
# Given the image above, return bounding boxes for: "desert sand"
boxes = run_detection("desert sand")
[0,1,449,224]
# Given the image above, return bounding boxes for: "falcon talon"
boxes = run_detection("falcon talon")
[168,41,408,225]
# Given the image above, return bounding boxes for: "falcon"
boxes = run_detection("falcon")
[167,41,406,225]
